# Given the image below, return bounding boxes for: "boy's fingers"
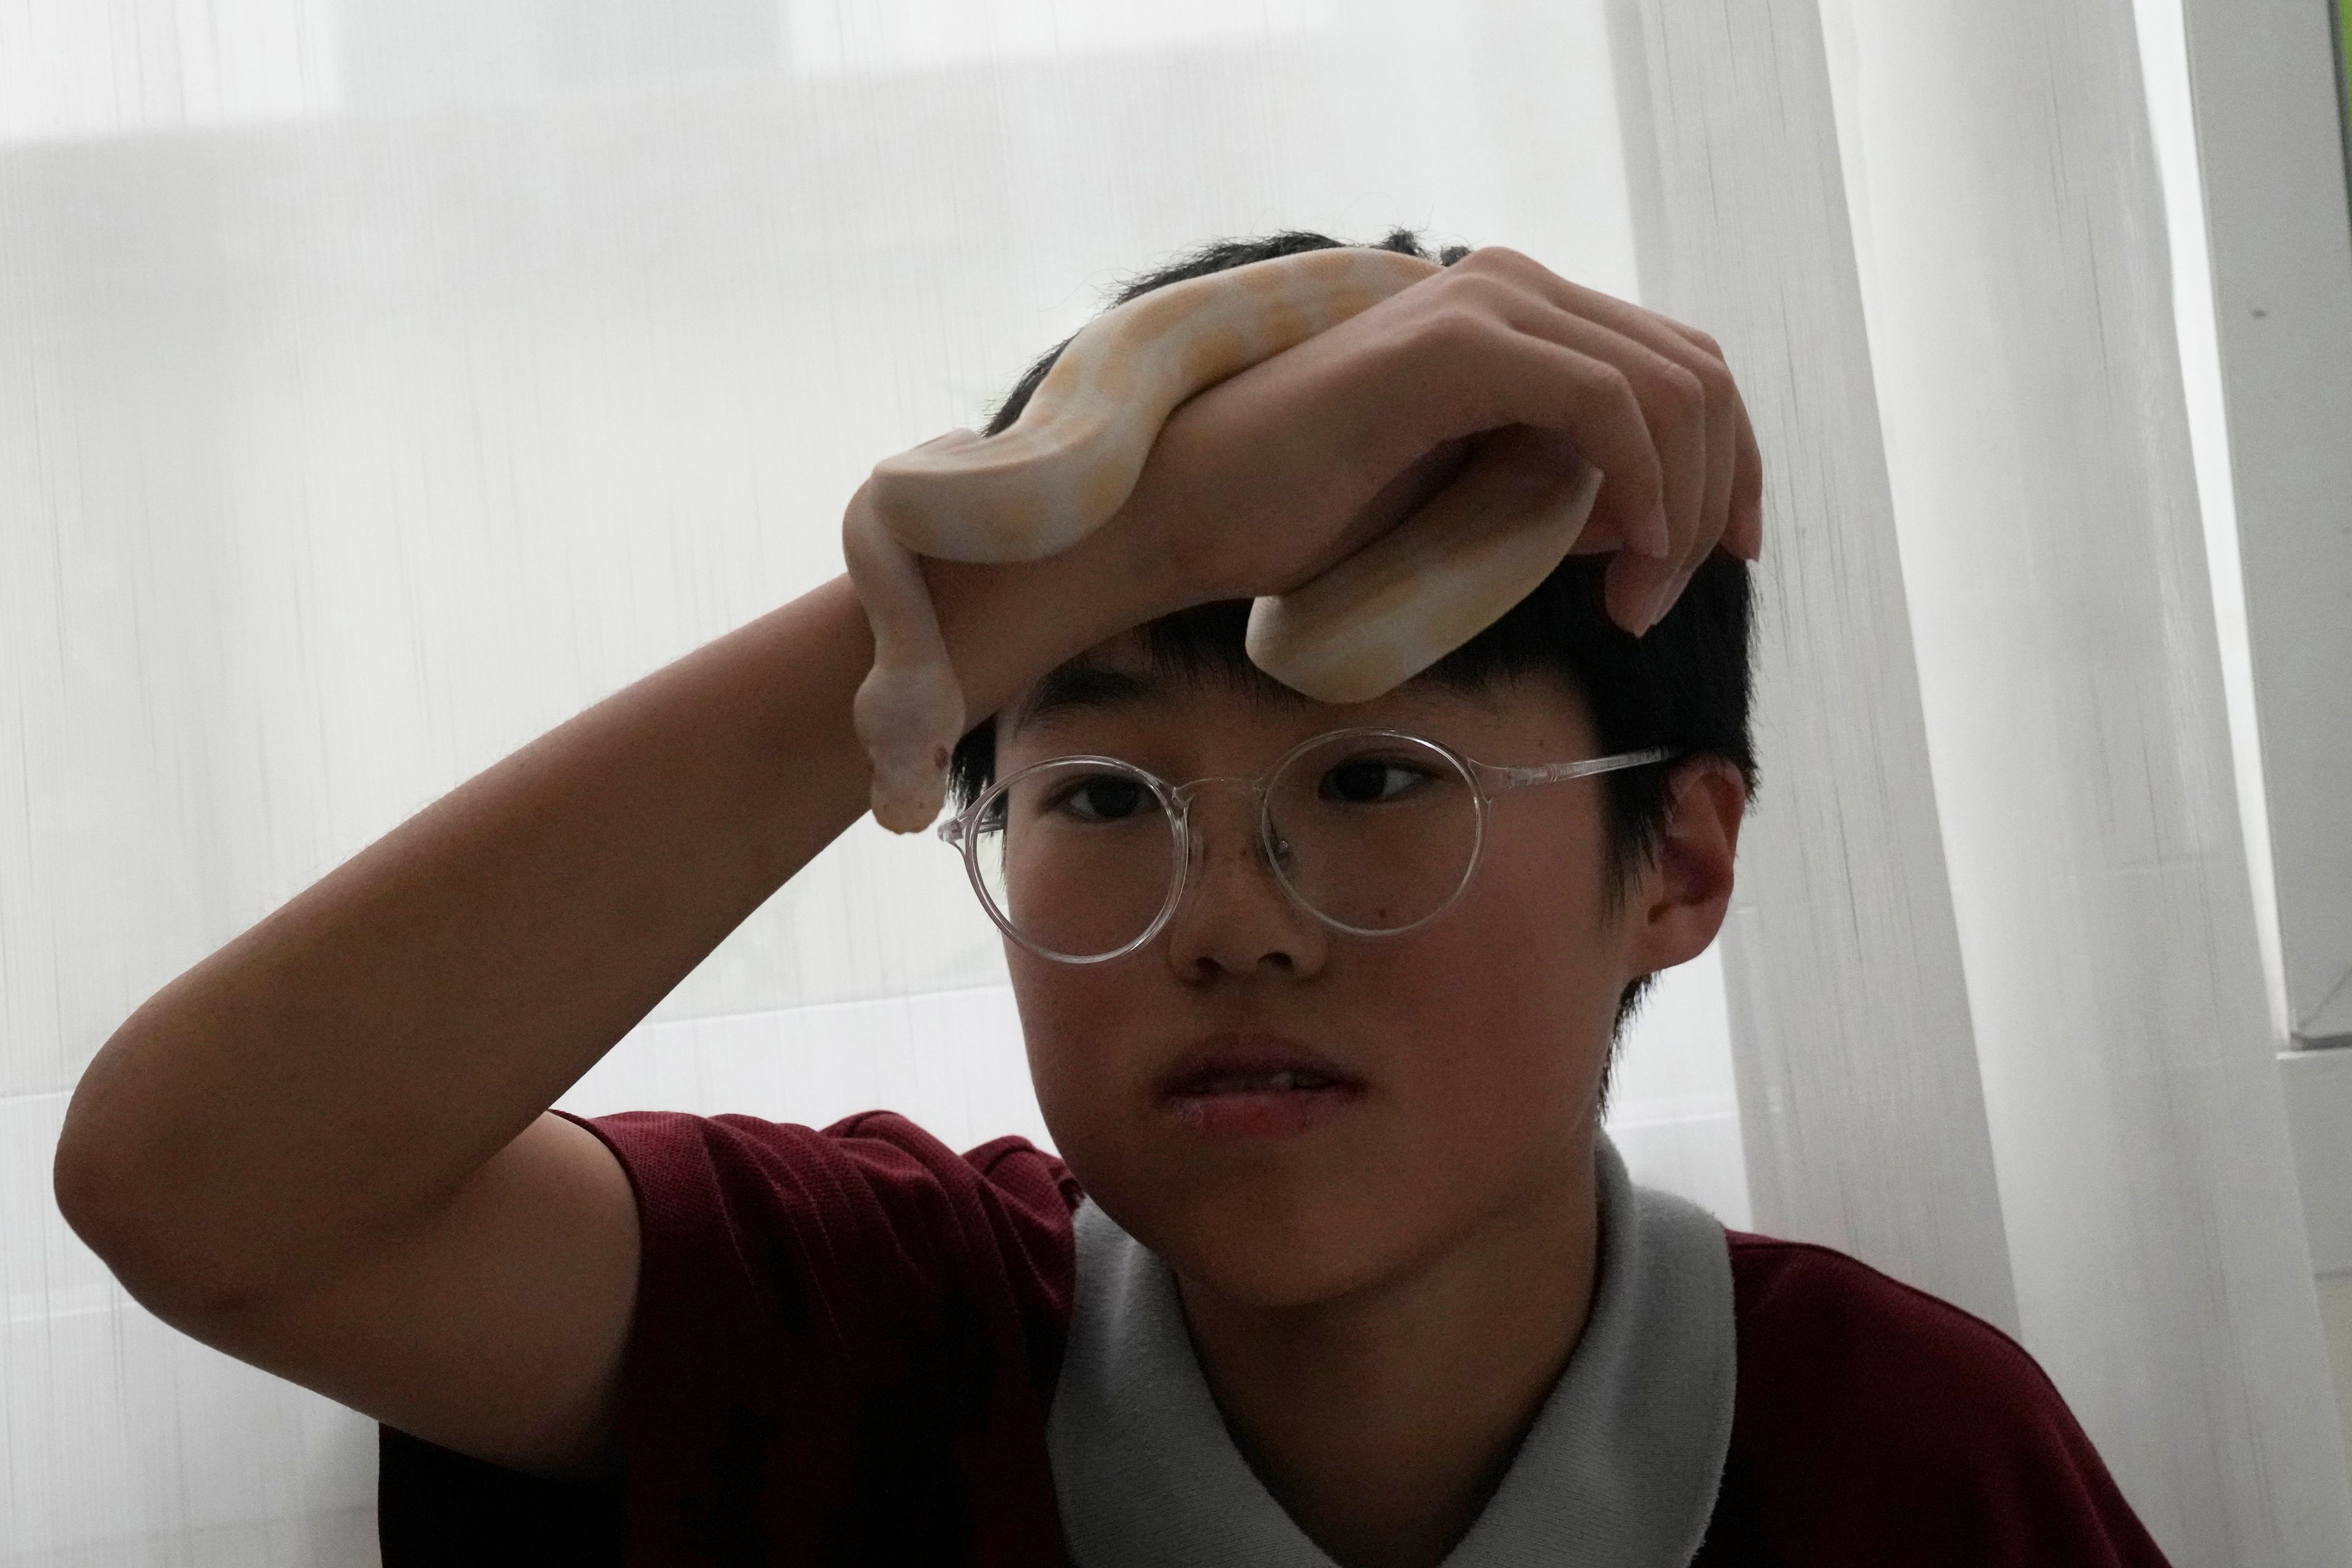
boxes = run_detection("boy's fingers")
[1727,408,1764,560]
[1498,299,1710,568]
[1615,314,1735,613]
[1425,322,1686,635]
[1599,311,1736,581]
[1377,254,1760,629]
[1433,271,1706,567]
[1604,547,1679,635]
[1465,254,1743,591]
[1681,360,1737,587]
[1419,323,1670,585]
[1660,316,1764,561]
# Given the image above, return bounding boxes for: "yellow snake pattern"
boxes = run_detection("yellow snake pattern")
[843,246,1603,833]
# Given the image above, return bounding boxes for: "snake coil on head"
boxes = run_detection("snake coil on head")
[843,246,1603,834]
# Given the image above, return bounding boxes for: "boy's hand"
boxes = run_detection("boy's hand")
[1117,246,1762,636]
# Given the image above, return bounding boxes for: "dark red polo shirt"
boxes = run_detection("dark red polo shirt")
[377,1108,2173,1566]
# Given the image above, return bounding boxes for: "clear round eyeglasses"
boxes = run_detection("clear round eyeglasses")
[937,726,1678,964]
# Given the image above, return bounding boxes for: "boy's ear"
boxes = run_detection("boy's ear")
[1623,758,1747,977]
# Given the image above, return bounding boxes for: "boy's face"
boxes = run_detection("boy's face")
[993,630,1675,1310]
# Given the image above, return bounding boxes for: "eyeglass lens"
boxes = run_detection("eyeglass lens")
[970,733,1481,960]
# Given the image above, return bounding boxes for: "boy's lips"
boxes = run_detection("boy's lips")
[1155,1031,1367,1100]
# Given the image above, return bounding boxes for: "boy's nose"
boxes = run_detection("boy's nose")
[1162,782,1327,979]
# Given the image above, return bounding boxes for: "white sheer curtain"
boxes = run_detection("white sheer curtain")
[1822,1,2352,1555]
[1606,0,2352,1562]
[4,1,2344,1563]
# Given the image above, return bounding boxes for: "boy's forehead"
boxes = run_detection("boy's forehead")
[1001,630,1310,737]
[1000,628,1554,740]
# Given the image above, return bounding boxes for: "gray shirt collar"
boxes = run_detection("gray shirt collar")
[1046,1135,1736,1567]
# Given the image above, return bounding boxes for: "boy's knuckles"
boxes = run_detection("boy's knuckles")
[1395,307,1509,383]
[1678,325,1728,362]
[1575,359,1643,423]
[1434,269,1523,319]
[1450,243,1534,275]
[1638,362,1709,431]
[1698,345,1741,404]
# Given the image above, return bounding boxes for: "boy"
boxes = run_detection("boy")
[55,231,2169,1564]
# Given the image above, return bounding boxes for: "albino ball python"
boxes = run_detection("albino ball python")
[843,246,1604,834]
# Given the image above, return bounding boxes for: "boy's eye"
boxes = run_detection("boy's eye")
[1319,757,1432,805]
[1047,774,1155,823]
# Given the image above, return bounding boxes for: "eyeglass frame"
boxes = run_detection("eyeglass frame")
[936,726,1681,965]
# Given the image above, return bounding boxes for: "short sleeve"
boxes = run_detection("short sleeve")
[563,1108,1084,1566]
[377,1107,1085,1567]
[1697,1235,2174,1566]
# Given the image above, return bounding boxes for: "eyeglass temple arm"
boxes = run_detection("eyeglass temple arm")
[1480,745,1680,793]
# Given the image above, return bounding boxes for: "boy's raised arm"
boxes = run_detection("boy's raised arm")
[50,524,1178,1480]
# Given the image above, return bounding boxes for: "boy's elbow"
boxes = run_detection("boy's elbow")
[52,1082,250,1329]
[53,1079,139,1258]
[55,1106,162,1289]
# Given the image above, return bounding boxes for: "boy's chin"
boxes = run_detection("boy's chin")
[1177,1255,1396,1314]
[1129,1188,1431,1312]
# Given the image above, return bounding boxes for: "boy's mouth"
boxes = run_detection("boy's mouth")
[1157,1032,1366,1098]
[1172,1067,1346,1094]
[1158,1033,1366,1137]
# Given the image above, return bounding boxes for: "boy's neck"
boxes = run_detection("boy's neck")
[1172,1137,1603,1568]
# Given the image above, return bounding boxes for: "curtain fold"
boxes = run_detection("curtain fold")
[1606,0,2019,1335]
[1823,1,2352,1558]
[1615,0,2352,1560]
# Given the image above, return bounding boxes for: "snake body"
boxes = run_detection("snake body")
[845,246,1602,833]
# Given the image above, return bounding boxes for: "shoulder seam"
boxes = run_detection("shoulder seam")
[1729,1233,2056,1380]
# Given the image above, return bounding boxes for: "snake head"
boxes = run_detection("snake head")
[853,660,966,836]
[867,749,951,835]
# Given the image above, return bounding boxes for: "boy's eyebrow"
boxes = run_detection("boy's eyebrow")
[1003,652,1339,736]
[1004,660,1161,734]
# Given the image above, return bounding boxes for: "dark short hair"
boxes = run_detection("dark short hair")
[948,228,1757,1037]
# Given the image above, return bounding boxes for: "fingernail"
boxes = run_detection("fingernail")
[1620,587,1658,637]
[1639,503,1673,559]
[1735,502,1764,560]
[1645,568,1691,631]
